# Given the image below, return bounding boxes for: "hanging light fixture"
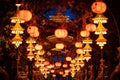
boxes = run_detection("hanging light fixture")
[11,21,24,34]
[95,22,107,35]
[11,32,23,48]
[27,50,34,61]
[84,51,91,62]
[96,33,107,49]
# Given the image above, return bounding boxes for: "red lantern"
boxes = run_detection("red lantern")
[55,29,68,38]
[17,10,32,22]
[80,30,90,37]
[85,24,96,32]
[91,1,107,14]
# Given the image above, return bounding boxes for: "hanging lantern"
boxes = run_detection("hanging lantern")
[85,23,96,32]
[27,26,38,34]
[92,14,108,24]
[66,56,72,61]
[35,60,40,67]
[96,33,107,49]
[83,43,92,52]
[27,42,35,51]
[63,64,68,68]
[11,21,24,34]
[76,49,84,54]
[55,62,62,67]
[84,52,91,62]
[80,30,90,37]
[17,10,32,22]
[26,37,36,43]
[82,37,92,44]
[95,22,107,35]
[55,43,64,49]
[44,61,50,66]
[75,41,83,48]
[27,51,34,61]
[35,44,43,50]
[91,1,107,14]
[79,60,84,67]
[11,33,23,48]
[55,29,68,38]
[51,69,55,73]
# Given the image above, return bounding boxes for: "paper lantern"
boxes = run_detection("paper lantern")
[75,41,83,48]
[66,56,72,61]
[91,1,107,14]
[80,30,90,37]
[44,61,50,66]
[27,26,38,34]
[55,62,62,67]
[35,44,43,50]
[17,10,32,22]
[55,43,64,49]
[85,24,96,32]
[55,29,68,38]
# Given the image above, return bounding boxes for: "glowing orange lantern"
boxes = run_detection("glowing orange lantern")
[66,56,72,61]
[55,29,68,38]
[55,62,62,67]
[17,10,32,22]
[27,26,38,34]
[44,61,50,66]
[75,41,83,48]
[55,43,64,49]
[91,1,107,14]
[80,30,90,37]
[85,23,96,32]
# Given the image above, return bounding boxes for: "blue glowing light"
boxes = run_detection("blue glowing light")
[42,6,78,20]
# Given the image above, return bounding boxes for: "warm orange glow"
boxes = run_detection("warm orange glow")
[91,1,107,14]
[55,43,64,49]
[55,29,68,38]
[80,30,90,37]
[17,10,32,22]
[75,41,83,48]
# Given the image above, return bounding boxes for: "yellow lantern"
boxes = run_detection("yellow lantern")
[66,56,72,61]
[55,43,64,49]
[55,29,68,38]
[55,62,62,67]
[11,33,23,48]
[80,30,90,37]
[75,41,83,48]
[27,51,34,61]
[35,44,43,50]
[96,33,107,49]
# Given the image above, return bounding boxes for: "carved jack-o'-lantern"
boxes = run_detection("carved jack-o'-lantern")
[91,1,107,14]
[55,29,68,38]
[17,10,32,22]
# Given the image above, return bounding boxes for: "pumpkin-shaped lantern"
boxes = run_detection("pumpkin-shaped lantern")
[55,29,68,38]
[17,10,32,22]
[85,23,96,32]
[91,1,107,14]
[55,62,62,67]
[80,30,90,37]
[55,43,64,49]
[27,26,39,37]
[75,41,83,48]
